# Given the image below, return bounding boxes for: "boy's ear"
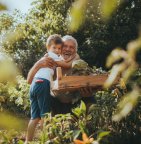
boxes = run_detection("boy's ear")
[47,44,50,50]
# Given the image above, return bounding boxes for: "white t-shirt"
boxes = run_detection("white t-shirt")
[34,52,62,81]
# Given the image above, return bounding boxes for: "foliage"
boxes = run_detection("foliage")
[0,0,71,77]
[72,0,141,67]
[88,84,141,144]
[0,13,14,33]
[38,101,87,144]
[0,75,30,116]
[26,101,109,144]
[105,37,141,121]
[1,0,141,74]
[0,129,19,144]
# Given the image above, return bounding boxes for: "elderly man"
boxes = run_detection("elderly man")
[27,35,94,114]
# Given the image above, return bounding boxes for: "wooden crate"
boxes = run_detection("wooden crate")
[51,67,120,93]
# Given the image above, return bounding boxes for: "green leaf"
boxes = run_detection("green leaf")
[80,100,86,113]
[72,107,82,117]
[101,0,122,19]
[73,130,81,140]
[97,131,110,140]
[69,0,87,32]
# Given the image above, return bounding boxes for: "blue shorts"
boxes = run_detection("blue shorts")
[29,78,51,119]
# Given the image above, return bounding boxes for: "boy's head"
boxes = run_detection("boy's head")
[46,34,63,56]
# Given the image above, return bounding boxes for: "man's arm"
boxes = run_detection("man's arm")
[55,61,72,69]
[27,57,56,84]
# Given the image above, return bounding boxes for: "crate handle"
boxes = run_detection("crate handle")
[56,67,62,80]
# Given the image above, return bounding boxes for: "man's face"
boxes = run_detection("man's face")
[62,40,76,60]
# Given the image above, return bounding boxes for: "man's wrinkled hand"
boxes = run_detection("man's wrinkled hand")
[79,87,93,97]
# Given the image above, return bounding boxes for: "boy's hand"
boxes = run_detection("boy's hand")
[36,57,56,69]
[27,55,56,84]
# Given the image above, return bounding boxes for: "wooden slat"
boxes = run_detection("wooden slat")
[52,74,120,92]
[59,75,108,88]
[56,67,62,80]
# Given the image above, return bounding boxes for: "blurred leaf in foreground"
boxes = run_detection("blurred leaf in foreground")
[0,53,18,82]
[101,0,122,19]
[69,0,87,32]
[0,3,7,11]
[0,111,25,130]
[105,38,141,88]
[69,0,122,32]
[1,28,23,47]
[112,87,141,121]
[105,36,141,122]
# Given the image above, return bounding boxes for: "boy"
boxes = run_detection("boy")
[25,34,79,143]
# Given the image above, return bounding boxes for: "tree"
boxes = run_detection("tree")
[72,0,141,68]
[1,0,71,77]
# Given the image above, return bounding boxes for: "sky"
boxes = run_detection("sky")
[0,0,34,13]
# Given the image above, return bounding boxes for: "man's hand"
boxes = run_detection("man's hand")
[80,87,93,97]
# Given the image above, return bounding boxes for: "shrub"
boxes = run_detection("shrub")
[0,76,30,116]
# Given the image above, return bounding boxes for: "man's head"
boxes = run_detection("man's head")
[46,34,63,56]
[62,35,78,60]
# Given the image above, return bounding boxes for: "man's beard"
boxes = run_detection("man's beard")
[62,53,72,60]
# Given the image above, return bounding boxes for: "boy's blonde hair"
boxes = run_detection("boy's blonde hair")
[46,34,63,50]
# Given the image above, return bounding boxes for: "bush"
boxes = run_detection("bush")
[0,76,30,117]
[89,89,141,144]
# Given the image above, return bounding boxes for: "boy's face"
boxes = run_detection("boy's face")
[48,43,62,56]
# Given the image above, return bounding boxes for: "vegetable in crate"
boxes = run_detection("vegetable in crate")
[67,59,94,76]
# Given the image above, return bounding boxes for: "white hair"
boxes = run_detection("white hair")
[62,35,78,50]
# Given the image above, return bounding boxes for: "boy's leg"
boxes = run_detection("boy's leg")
[25,80,41,143]
[25,118,40,143]
[39,118,44,130]
[37,79,52,117]
[28,78,52,133]
[25,78,52,144]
